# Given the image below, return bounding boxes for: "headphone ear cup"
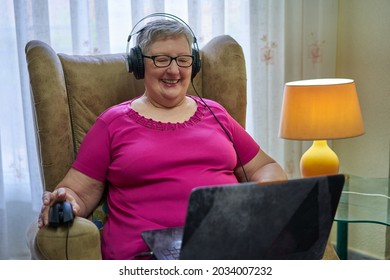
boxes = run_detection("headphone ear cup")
[191,48,201,79]
[127,46,144,79]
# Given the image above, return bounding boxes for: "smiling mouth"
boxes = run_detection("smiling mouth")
[162,79,180,85]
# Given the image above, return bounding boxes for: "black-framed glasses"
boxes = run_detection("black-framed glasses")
[142,54,194,68]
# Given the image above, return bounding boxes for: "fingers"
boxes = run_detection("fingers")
[39,191,55,228]
[38,188,78,228]
[38,203,49,228]
[38,205,47,228]
[66,194,80,216]
[41,188,65,205]
[41,191,51,206]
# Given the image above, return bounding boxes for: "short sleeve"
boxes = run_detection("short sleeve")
[72,118,111,182]
[228,114,260,166]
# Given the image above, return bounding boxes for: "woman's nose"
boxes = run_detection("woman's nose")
[166,60,180,73]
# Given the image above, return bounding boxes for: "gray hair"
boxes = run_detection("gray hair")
[136,19,194,54]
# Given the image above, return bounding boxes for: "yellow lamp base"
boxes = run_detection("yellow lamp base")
[300,140,339,178]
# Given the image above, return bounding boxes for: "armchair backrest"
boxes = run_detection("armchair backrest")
[25,35,247,192]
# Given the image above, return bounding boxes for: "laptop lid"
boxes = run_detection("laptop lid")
[143,174,345,260]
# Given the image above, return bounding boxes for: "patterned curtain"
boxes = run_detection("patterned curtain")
[247,0,338,178]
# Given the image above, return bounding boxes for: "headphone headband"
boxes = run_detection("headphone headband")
[127,13,198,45]
[126,13,201,80]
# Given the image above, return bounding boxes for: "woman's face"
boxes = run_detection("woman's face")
[143,35,192,108]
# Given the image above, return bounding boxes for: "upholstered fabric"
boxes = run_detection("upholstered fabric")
[38,217,101,260]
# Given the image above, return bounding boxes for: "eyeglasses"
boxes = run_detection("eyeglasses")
[142,54,194,68]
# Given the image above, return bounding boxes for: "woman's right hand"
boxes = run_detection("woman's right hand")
[38,187,80,228]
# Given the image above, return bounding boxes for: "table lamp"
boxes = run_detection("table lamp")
[279,78,364,177]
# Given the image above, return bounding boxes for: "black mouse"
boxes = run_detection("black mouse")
[48,201,74,227]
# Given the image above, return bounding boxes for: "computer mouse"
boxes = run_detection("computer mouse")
[48,201,74,227]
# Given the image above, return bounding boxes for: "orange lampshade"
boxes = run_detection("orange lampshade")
[279,78,365,140]
[279,78,365,178]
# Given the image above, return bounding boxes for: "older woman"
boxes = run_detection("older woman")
[38,18,287,260]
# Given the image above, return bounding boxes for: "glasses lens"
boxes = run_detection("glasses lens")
[152,55,193,67]
[176,56,193,67]
[154,56,171,67]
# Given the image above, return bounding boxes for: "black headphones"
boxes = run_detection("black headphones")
[126,13,201,80]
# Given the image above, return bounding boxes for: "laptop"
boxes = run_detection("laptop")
[141,174,345,260]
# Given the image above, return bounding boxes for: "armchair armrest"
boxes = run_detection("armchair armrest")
[27,217,101,260]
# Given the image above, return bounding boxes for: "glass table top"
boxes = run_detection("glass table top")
[335,174,390,226]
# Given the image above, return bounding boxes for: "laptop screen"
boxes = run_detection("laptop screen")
[142,175,345,260]
[179,175,344,259]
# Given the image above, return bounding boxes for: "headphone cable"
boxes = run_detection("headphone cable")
[191,80,249,182]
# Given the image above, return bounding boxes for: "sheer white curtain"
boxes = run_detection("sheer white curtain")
[247,0,338,178]
[0,0,338,259]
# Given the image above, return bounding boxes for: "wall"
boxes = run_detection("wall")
[333,0,390,259]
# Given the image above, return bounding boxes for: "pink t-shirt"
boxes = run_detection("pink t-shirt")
[72,96,260,259]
